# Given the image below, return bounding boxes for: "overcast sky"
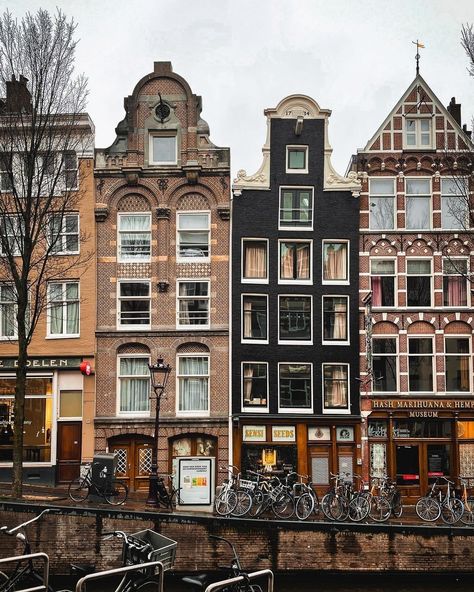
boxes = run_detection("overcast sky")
[2,0,474,177]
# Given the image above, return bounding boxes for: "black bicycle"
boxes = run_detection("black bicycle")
[156,473,182,510]
[68,462,128,505]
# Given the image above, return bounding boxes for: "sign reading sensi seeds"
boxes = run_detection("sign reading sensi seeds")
[272,426,296,442]
[243,425,266,442]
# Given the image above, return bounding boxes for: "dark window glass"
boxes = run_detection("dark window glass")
[242,296,267,340]
[372,338,397,392]
[279,296,311,341]
[408,338,433,392]
[242,363,268,407]
[279,363,312,408]
[279,189,313,227]
[323,297,348,341]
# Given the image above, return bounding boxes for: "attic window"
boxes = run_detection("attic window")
[405,118,431,148]
[150,135,177,165]
[286,146,308,173]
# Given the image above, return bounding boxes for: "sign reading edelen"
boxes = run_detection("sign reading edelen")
[272,426,296,442]
[242,425,266,442]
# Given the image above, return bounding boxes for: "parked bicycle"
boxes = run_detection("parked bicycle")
[214,466,252,518]
[415,476,464,524]
[368,475,403,522]
[321,473,369,522]
[155,473,182,510]
[68,462,128,505]
[245,470,293,519]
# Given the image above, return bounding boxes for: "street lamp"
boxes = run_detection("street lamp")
[146,356,172,507]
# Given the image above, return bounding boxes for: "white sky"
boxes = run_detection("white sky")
[2,0,474,177]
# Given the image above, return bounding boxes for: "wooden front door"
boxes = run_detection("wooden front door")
[57,422,82,482]
[109,438,153,492]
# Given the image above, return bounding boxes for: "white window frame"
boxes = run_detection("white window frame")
[322,362,350,415]
[441,178,469,230]
[278,294,313,345]
[177,210,210,261]
[0,283,17,340]
[117,279,151,330]
[176,353,210,417]
[278,362,313,414]
[369,178,396,230]
[371,335,398,394]
[241,238,269,284]
[406,258,432,309]
[322,240,350,285]
[405,177,432,230]
[286,145,309,174]
[116,354,151,417]
[241,293,268,344]
[279,186,314,231]
[444,336,471,394]
[48,213,80,255]
[442,257,470,308]
[149,133,177,166]
[46,281,80,338]
[63,152,78,190]
[176,279,210,329]
[404,117,433,149]
[278,239,312,285]
[370,257,397,308]
[407,336,434,394]
[117,212,151,263]
[322,295,349,346]
[241,361,269,413]
[0,215,23,256]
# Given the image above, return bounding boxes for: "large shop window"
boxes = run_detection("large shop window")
[242,295,267,342]
[118,213,151,262]
[0,284,17,339]
[322,296,348,343]
[118,356,150,415]
[369,179,395,230]
[48,281,79,337]
[445,338,470,392]
[242,362,268,409]
[443,259,468,307]
[241,444,297,475]
[177,212,210,259]
[406,259,431,307]
[177,356,209,414]
[279,296,312,343]
[177,281,209,328]
[242,240,268,282]
[280,241,311,282]
[408,338,433,392]
[279,188,313,229]
[372,337,397,392]
[118,281,151,328]
[0,377,52,462]
[279,363,312,410]
[322,242,348,283]
[441,179,468,230]
[323,364,349,411]
[405,179,431,230]
[371,260,395,307]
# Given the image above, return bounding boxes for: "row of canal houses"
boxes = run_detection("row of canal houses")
[0,61,473,506]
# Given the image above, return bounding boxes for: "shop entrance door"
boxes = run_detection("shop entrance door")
[395,443,452,499]
[109,438,153,492]
[56,422,82,483]
[395,444,421,499]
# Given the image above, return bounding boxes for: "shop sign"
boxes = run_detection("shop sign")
[372,399,474,412]
[242,425,266,442]
[272,426,295,442]
[308,426,331,441]
[177,457,213,505]
[336,426,354,442]
[0,357,82,370]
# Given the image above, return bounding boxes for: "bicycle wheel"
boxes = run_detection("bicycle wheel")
[460,497,474,526]
[68,477,90,502]
[134,578,163,592]
[368,496,391,522]
[391,491,403,518]
[295,493,315,520]
[231,490,252,517]
[272,491,294,519]
[321,492,345,521]
[215,489,237,516]
[104,479,128,505]
[415,497,441,522]
[440,498,464,525]
[247,489,266,518]
[348,495,370,522]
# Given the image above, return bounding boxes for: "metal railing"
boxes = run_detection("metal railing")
[0,553,50,592]
[204,569,274,592]
[75,560,165,592]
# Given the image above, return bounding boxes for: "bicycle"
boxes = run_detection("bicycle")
[156,473,182,510]
[367,475,402,522]
[415,477,464,524]
[68,462,128,505]
[459,476,474,526]
[214,466,253,518]
[245,471,294,519]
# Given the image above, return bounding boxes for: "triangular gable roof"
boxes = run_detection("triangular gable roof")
[359,74,473,153]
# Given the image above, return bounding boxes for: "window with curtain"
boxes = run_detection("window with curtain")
[242,240,267,281]
[372,338,397,392]
[279,363,312,409]
[441,179,468,230]
[177,281,209,327]
[408,338,433,392]
[279,296,312,342]
[369,179,395,230]
[445,338,470,392]
[279,189,313,228]
[118,356,150,414]
[177,212,210,258]
[118,213,151,261]
[0,284,16,338]
[443,259,468,307]
[371,260,395,307]
[323,242,348,282]
[323,364,349,410]
[323,296,348,342]
[48,281,79,336]
[178,356,209,413]
[406,179,431,230]
[242,362,268,408]
[118,281,151,327]
[49,213,79,254]
[242,295,267,341]
[407,259,431,307]
[280,241,311,281]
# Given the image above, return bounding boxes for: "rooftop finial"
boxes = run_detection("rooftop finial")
[412,39,425,75]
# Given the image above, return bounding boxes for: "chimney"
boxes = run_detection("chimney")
[5,74,32,113]
[447,97,461,127]
[462,123,472,139]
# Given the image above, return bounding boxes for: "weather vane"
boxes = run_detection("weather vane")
[412,40,425,75]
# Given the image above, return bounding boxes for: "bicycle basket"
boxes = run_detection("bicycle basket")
[269,485,283,501]
[239,479,256,491]
[126,530,177,571]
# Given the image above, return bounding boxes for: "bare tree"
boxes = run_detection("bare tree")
[0,9,91,497]
[462,23,474,77]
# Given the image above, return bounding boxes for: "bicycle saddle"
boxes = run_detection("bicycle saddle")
[70,563,95,575]
[182,574,208,589]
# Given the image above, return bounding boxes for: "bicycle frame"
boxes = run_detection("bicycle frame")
[204,570,274,592]
[0,553,49,592]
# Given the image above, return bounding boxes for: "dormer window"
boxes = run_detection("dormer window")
[150,134,177,165]
[286,146,308,173]
[405,118,431,148]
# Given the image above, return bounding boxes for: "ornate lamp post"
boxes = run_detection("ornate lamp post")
[146,356,172,507]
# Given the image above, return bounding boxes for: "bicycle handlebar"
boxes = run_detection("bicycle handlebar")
[3,508,60,535]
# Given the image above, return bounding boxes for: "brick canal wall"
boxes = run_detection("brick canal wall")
[0,502,473,574]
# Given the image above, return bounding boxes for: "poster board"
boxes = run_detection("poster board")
[178,457,214,505]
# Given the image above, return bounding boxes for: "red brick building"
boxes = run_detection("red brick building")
[351,73,474,500]
[94,62,230,501]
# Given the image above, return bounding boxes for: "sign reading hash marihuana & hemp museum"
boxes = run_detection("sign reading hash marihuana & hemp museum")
[372,399,474,418]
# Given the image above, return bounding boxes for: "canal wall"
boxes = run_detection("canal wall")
[0,502,473,574]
